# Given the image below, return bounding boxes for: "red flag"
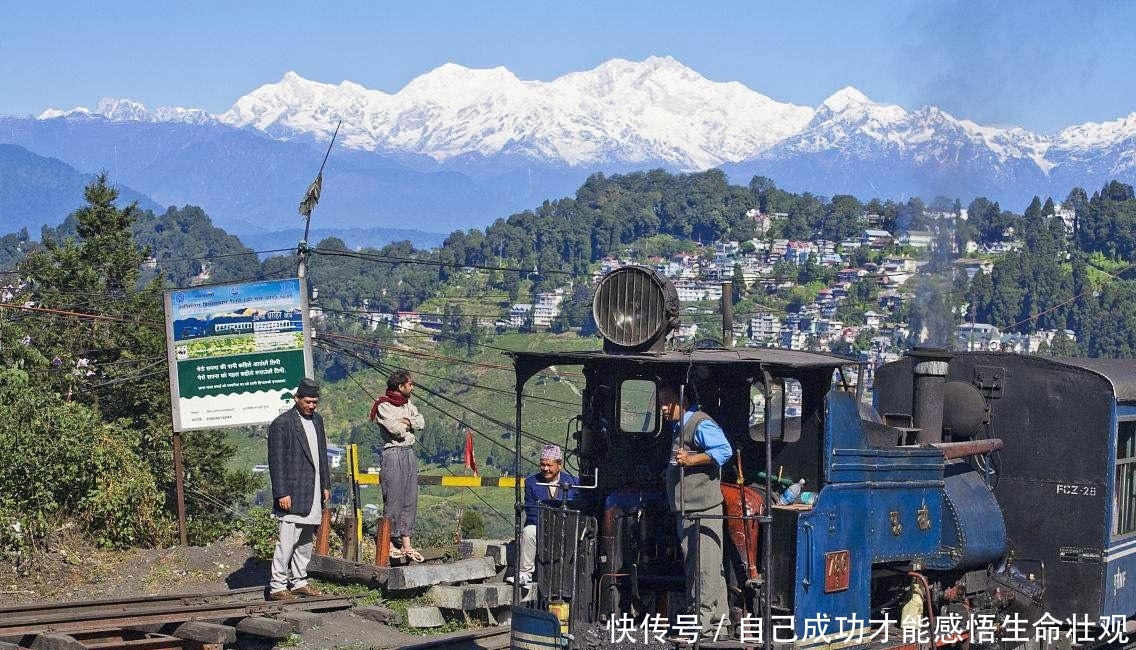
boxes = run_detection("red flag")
[463,429,478,476]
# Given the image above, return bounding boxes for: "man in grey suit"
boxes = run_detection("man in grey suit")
[267,378,331,600]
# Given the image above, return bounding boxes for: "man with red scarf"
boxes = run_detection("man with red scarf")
[369,370,426,562]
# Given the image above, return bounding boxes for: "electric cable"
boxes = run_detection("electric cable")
[317,337,536,451]
[321,344,513,525]
[309,247,573,276]
[0,302,164,326]
[316,336,562,456]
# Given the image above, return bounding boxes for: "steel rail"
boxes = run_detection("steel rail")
[0,587,266,618]
[0,593,351,636]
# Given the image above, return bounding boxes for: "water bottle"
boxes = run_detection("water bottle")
[780,479,806,505]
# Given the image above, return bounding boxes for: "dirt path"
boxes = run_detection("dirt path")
[1,533,422,649]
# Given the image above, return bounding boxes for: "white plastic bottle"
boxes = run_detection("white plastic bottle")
[780,479,806,505]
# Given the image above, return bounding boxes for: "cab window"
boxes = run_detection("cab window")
[619,379,657,434]
[1115,420,1136,537]
[750,378,801,442]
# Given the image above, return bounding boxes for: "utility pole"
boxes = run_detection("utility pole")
[721,280,734,348]
[297,121,342,279]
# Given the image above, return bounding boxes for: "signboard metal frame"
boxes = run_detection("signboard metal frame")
[163,277,314,432]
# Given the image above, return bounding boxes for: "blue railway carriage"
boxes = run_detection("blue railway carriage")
[507,265,1136,650]
[875,352,1136,629]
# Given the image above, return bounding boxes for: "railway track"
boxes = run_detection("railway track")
[0,586,352,642]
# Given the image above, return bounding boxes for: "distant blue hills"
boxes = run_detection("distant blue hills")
[0,116,578,241]
[0,128,459,251]
[0,143,161,236]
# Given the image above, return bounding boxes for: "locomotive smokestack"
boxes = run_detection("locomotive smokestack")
[910,347,953,444]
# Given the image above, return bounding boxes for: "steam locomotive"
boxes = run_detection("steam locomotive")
[507,265,1136,649]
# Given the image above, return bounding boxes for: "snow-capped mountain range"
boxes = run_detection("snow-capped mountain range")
[7,56,1134,237]
[39,97,215,125]
[37,56,1136,181]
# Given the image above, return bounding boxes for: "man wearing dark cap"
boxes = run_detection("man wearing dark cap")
[266,378,331,600]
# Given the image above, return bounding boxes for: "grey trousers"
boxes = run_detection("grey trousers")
[677,502,727,630]
[269,519,316,593]
[382,446,419,539]
[519,524,537,574]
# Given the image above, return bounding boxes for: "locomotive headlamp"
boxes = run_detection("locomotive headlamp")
[592,265,679,354]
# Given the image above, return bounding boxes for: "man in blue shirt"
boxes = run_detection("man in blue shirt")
[660,383,732,633]
[509,444,579,586]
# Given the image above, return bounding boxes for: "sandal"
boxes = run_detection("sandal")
[388,546,405,559]
[404,548,425,563]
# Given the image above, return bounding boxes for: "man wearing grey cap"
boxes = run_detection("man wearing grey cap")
[266,378,331,600]
[509,444,579,586]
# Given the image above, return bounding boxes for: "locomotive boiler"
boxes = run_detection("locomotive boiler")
[507,265,1136,650]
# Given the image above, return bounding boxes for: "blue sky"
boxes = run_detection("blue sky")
[3,1,1133,134]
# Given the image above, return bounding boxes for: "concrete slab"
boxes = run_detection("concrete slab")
[458,539,510,561]
[427,583,512,610]
[235,617,293,640]
[405,606,445,629]
[353,604,400,625]
[278,610,323,632]
[171,622,237,645]
[386,556,496,591]
[485,541,514,567]
[29,635,84,650]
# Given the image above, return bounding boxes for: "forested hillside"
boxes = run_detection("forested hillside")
[963,181,1136,357]
[0,144,162,236]
[10,169,1136,355]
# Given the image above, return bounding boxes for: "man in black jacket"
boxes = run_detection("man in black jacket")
[267,378,331,600]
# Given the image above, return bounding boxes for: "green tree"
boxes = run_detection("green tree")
[12,174,255,546]
[0,228,32,270]
[731,263,746,304]
[460,509,486,539]
[1047,330,1082,356]
[818,195,864,241]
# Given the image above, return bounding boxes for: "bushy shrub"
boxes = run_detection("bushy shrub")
[460,510,486,539]
[0,380,171,556]
[241,507,279,560]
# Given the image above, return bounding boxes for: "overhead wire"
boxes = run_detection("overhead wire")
[318,337,529,451]
[309,247,574,276]
[317,306,508,350]
[1001,262,1136,332]
[320,336,581,410]
[79,368,168,394]
[0,302,164,326]
[318,342,513,525]
[405,366,581,410]
[316,335,564,456]
[318,330,515,372]
[318,329,588,382]
[317,305,557,355]
[153,248,296,265]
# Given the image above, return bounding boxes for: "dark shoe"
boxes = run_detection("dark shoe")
[290,584,322,597]
[267,589,295,601]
